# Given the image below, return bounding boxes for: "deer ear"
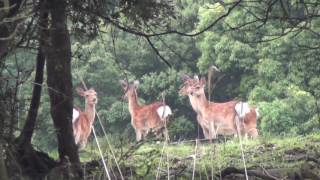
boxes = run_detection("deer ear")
[194,75,199,82]
[76,87,85,96]
[200,77,206,86]
[180,74,190,82]
[133,80,139,88]
[119,80,128,89]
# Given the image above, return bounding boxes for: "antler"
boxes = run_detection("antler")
[211,65,220,72]
[180,74,190,82]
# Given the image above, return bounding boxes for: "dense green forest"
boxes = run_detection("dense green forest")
[0,0,320,179]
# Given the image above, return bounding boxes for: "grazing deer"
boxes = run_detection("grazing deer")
[179,75,258,139]
[72,87,98,148]
[119,80,172,141]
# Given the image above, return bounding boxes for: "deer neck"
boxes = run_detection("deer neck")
[85,103,96,124]
[193,90,209,111]
[128,91,140,115]
[188,94,201,113]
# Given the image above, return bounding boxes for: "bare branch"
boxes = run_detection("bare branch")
[77,0,242,38]
[0,22,21,41]
[145,37,171,67]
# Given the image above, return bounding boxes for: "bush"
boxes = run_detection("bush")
[168,116,197,141]
[257,85,316,135]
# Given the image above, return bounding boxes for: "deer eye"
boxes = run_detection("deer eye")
[195,86,200,89]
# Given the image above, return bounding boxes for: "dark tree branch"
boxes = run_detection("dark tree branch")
[78,0,242,38]
[145,37,171,68]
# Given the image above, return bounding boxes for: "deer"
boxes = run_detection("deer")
[119,80,172,141]
[72,87,98,148]
[179,74,258,139]
[179,75,209,138]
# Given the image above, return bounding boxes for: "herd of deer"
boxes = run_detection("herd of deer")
[71,72,259,148]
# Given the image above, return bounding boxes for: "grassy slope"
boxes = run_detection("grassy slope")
[130,134,320,178]
[48,133,320,178]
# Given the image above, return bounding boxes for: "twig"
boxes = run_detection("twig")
[192,139,198,180]
[91,126,111,180]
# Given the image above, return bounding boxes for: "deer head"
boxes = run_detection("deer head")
[189,76,206,97]
[179,74,193,96]
[119,80,139,99]
[179,74,206,96]
[76,87,98,105]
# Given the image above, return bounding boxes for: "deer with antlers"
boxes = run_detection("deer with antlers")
[179,74,258,139]
[120,80,172,141]
[72,87,98,148]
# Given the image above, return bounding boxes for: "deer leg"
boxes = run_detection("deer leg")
[197,115,208,138]
[210,122,217,139]
[135,129,142,141]
[143,129,149,139]
[202,126,209,139]
[163,127,169,141]
[214,125,220,139]
[199,122,210,139]
[244,133,248,141]
[79,141,86,150]
[155,130,162,139]
[74,130,80,145]
[205,128,211,139]
[83,139,88,148]
[234,116,242,138]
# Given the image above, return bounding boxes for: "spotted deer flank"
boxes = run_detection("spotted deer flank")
[120,80,172,141]
[179,74,258,139]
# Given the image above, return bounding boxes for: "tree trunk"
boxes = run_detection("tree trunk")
[17,1,48,148]
[0,26,10,60]
[45,0,80,164]
[0,143,8,180]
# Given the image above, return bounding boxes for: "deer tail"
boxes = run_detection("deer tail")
[157,105,172,120]
[255,108,260,118]
[72,108,80,123]
[235,102,251,119]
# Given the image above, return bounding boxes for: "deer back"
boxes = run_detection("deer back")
[132,102,165,130]
[206,101,238,134]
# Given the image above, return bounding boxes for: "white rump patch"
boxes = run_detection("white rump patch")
[157,105,172,120]
[235,102,251,118]
[255,108,260,118]
[72,108,80,123]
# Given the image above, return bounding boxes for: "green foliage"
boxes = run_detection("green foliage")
[32,90,58,151]
[257,59,284,82]
[257,85,317,136]
[4,0,319,152]
[197,3,224,30]
[103,101,131,135]
[194,1,320,137]
[168,116,196,140]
